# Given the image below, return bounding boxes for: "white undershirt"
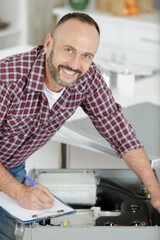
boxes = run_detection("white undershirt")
[43,83,65,109]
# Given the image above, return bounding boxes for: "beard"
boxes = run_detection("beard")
[47,48,82,88]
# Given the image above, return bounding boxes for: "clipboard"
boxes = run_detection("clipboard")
[0,191,75,224]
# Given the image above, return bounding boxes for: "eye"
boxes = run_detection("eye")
[65,48,73,54]
[83,54,93,61]
[84,54,90,59]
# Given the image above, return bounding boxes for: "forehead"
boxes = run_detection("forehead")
[53,19,99,51]
[55,18,98,35]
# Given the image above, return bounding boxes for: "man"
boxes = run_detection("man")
[0,12,160,239]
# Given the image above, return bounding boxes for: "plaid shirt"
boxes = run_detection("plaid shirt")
[0,45,143,169]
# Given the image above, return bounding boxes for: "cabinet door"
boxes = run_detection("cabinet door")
[122,24,160,54]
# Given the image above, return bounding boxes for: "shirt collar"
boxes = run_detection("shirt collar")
[25,45,45,93]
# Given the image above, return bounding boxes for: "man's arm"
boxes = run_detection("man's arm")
[0,164,54,210]
[122,148,160,213]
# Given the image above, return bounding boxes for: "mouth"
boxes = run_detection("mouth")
[63,68,77,76]
[59,65,82,78]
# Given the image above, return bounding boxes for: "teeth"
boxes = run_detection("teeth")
[63,68,75,75]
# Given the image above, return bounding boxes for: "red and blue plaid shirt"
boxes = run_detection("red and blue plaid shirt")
[0,45,143,169]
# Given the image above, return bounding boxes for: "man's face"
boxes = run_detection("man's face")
[47,47,82,88]
[45,18,100,88]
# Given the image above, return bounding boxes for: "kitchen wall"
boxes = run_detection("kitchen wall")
[27,0,67,45]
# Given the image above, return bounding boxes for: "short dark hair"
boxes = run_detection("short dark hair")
[55,12,100,35]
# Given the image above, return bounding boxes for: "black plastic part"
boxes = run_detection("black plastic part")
[96,199,150,226]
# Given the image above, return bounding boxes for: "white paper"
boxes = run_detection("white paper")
[0,191,74,223]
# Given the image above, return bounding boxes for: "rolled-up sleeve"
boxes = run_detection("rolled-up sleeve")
[81,66,143,157]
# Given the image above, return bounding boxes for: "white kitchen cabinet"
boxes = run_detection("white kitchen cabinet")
[122,24,160,54]
[0,0,28,49]
[52,7,160,68]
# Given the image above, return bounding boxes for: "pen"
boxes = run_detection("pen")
[24,174,42,192]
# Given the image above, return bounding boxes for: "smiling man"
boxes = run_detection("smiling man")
[0,12,160,240]
[44,16,99,91]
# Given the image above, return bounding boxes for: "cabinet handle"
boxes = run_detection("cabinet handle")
[141,37,160,45]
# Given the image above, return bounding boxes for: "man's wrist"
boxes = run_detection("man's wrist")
[148,183,160,197]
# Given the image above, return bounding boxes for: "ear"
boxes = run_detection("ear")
[44,33,53,56]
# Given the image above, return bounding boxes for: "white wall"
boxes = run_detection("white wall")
[25,141,61,173]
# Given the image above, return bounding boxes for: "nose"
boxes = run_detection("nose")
[69,55,81,71]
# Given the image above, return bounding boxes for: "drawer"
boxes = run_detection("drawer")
[121,24,160,54]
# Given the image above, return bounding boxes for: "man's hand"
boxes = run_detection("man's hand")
[122,148,160,214]
[16,184,55,210]
[0,164,54,210]
[150,184,160,214]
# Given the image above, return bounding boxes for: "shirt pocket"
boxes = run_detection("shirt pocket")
[1,114,39,137]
